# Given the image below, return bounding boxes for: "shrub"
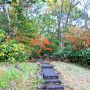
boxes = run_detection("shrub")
[30,37,53,58]
[0,40,28,62]
[0,29,6,43]
[79,48,90,65]
[52,45,73,61]
[30,47,40,59]
[52,45,90,65]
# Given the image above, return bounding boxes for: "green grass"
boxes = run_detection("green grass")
[1,61,89,90]
[51,61,90,90]
[0,62,41,90]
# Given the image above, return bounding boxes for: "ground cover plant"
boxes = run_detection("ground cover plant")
[0,62,42,90]
[51,61,90,90]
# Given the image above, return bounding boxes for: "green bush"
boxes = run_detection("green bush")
[52,45,73,60]
[29,45,40,59]
[52,45,90,65]
[78,48,90,65]
[0,29,6,43]
[0,40,28,62]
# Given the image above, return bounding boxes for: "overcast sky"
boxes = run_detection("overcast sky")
[77,0,90,16]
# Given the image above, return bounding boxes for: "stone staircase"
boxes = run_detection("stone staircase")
[38,62,64,90]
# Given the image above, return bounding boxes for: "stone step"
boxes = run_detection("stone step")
[42,64,53,68]
[46,84,64,90]
[37,84,64,90]
[42,62,50,64]
[44,75,59,79]
[45,79,61,84]
[42,68,59,79]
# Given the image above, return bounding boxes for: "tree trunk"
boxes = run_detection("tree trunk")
[84,9,88,29]
[64,8,71,29]
[4,3,11,35]
[12,13,18,38]
[57,10,61,40]
[56,2,64,47]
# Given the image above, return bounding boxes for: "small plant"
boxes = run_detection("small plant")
[0,39,29,62]
[0,29,6,43]
[0,68,22,89]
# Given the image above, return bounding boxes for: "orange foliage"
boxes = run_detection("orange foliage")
[65,27,90,49]
[31,37,52,53]
[42,38,52,45]
[16,34,31,44]
[31,38,37,45]
[45,47,52,51]
[83,33,90,46]
[31,36,41,45]
[64,33,81,49]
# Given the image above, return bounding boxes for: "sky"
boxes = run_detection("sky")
[77,0,90,16]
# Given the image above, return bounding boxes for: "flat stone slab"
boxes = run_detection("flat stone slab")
[45,79,61,84]
[42,68,58,79]
[46,85,64,90]
[42,63,53,68]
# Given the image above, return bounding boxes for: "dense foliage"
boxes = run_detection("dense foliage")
[52,45,90,65]
[0,0,90,66]
[0,29,28,62]
[30,37,53,58]
[51,27,90,65]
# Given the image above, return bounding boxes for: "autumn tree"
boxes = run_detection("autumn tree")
[31,37,52,57]
[65,27,90,49]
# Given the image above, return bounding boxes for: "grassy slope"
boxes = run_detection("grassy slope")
[51,61,90,90]
[0,62,41,90]
[0,61,90,90]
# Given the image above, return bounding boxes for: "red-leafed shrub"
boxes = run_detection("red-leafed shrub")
[30,37,53,58]
[64,27,90,49]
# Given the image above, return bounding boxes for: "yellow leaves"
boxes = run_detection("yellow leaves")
[47,7,51,11]
[47,0,58,5]
[48,0,58,3]
[9,10,16,14]
[46,2,60,12]
[0,52,5,56]
[11,2,18,6]
[62,1,69,7]
[16,0,19,4]
[13,43,25,52]
[42,0,57,3]
[48,0,54,4]
[11,0,19,6]
[47,5,56,11]
[47,0,69,6]
[0,34,5,38]
[13,44,19,51]
[55,3,61,6]
[0,44,7,49]
[46,0,71,14]
[46,0,69,13]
